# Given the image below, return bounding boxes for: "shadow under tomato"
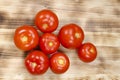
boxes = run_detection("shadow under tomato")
[23,45,40,58]
[23,51,31,58]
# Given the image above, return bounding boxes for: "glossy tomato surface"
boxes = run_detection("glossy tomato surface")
[35,9,59,33]
[58,23,84,49]
[14,25,39,51]
[50,52,70,74]
[25,50,49,75]
[78,42,97,63]
[39,33,60,54]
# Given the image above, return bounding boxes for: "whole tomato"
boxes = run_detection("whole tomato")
[39,33,60,54]
[50,52,70,74]
[35,9,59,33]
[14,25,39,51]
[58,23,84,49]
[78,42,97,63]
[25,50,49,75]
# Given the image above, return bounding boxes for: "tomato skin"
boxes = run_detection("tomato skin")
[39,33,60,54]
[78,42,97,63]
[58,23,84,49]
[14,25,39,51]
[25,50,49,75]
[35,9,59,33]
[50,52,70,74]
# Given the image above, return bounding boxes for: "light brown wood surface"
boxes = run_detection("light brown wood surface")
[0,0,120,80]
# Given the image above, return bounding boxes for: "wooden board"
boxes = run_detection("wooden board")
[0,0,120,80]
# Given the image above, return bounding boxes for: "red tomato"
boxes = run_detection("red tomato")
[39,33,60,54]
[35,9,59,33]
[14,25,39,51]
[25,50,49,75]
[58,23,84,49]
[78,42,97,63]
[50,52,70,74]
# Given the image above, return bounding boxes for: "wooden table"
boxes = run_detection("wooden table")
[0,0,120,80]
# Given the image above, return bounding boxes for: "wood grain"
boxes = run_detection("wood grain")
[0,0,120,80]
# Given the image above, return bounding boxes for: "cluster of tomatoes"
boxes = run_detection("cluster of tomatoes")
[14,9,97,75]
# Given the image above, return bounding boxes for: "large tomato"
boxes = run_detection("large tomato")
[78,42,97,63]
[58,23,84,49]
[25,50,49,75]
[35,9,59,33]
[14,25,39,51]
[39,33,60,54]
[50,52,70,74]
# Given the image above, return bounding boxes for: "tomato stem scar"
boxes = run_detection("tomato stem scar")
[43,24,48,30]
[48,42,53,47]
[75,33,80,38]
[58,59,64,65]
[21,36,28,42]
[32,62,37,68]
[90,48,94,53]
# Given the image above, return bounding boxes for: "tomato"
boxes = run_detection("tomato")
[14,25,39,51]
[35,9,59,33]
[25,50,49,75]
[78,42,97,63]
[58,23,84,49]
[50,52,70,74]
[39,33,60,54]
